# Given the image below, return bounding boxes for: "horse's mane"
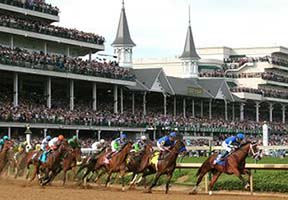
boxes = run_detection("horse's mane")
[119,141,132,151]
[239,141,251,148]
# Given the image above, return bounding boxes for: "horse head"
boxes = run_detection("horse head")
[73,147,82,162]
[3,140,14,151]
[120,141,133,154]
[248,141,262,160]
[239,141,262,160]
[172,140,186,154]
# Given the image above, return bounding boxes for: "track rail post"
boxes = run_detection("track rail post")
[250,169,254,195]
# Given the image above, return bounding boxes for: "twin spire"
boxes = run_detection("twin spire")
[180,5,200,60]
[112,0,135,47]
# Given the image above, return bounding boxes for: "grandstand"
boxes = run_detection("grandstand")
[0,1,288,148]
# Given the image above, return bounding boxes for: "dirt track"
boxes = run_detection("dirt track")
[0,178,286,200]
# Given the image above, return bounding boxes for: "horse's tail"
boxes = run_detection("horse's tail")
[196,155,214,177]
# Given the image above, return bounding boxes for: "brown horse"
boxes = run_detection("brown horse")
[126,143,154,188]
[190,141,261,195]
[144,140,186,194]
[93,141,133,190]
[27,141,69,185]
[0,140,14,174]
[61,147,82,185]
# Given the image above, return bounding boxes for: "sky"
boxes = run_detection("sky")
[47,0,288,59]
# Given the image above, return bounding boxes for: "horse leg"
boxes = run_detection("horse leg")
[241,169,251,189]
[30,164,38,182]
[145,172,162,193]
[190,168,212,195]
[235,170,249,190]
[208,171,222,195]
[120,170,126,191]
[165,173,173,194]
[105,171,112,188]
[129,173,137,189]
[94,169,106,184]
[63,169,67,186]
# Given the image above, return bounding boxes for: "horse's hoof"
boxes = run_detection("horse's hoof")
[209,191,213,195]
[245,184,250,190]
[189,191,197,195]
[143,190,152,194]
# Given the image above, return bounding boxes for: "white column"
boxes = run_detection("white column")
[224,100,228,121]
[76,129,79,139]
[143,92,147,116]
[173,96,177,118]
[114,85,118,114]
[183,98,186,118]
[43,128,47,138]
[209,99,212,120]
[232,103,235,121]
[46,77,51,109]
[44,42,47,54]
[67,46,70,57]
[120,88,124,114]
[13,72,18,107]
[282,104,286,124]
[89,50,92,63]
[97,130,101,141]
[200,100,203,118]
[8,127,11,139]
[92,82,97,111]
[269,103,273,122]
[255,102,260,123]
[69,79,74,111]
[240,103,245,121]
[10,35,14,49]
[163,94,167,117]
[192,99,195,118]
[132,92,135,115]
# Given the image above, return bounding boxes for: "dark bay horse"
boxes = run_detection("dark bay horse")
[126,143,154,188]
[76,146,110,184]
[93,141,133,191]
[190,141,262,195]
[0,140,14,174]
[144,140,186,194]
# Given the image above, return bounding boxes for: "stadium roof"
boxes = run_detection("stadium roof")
[167,77,212,98]
[179,7,200,60]
[111,1,136,47]
[198,79,235,102]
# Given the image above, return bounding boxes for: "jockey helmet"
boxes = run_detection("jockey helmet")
[58,135,64,141]
[3,135,9,140]
[100,139,105,144]
[169,132,177,138]
[140,135,147,141]
[46,135,52,141]
[120,133,127,139]
[237,133,245,140]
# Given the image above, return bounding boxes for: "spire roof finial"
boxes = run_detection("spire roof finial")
[122,0,125,9]
[188,4,191,26]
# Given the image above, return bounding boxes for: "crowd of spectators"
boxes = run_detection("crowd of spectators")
[199,71,263,78]
[231,87,288,99]
[0,15,105,45]
[0,0,59,16]
[261,72,288,84]
[223,56,271,70]
[0,45,135,80]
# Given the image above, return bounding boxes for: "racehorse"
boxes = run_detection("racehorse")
[0,140,14,174]
[143,140,186,194]
[126,143,154,188]
[93,141,133,191]
[76,146,110,184]
[61,147,82,185]
[26,140,69,185]
[190,141,262,195]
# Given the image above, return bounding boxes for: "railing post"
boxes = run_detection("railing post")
[250,169,254,195]
[205,174,208,193]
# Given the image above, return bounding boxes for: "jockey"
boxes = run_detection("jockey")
[68,135,81,149]
[157,132,177,159]
[0,135,10,151]
[17,141,28,153]
[91,139,106,153]
[132,135,147,153]
[214,133,245,164]
[111,133,127,153]
[40,135,52,163]
[40,135,52,151]
[48,135,64,150]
